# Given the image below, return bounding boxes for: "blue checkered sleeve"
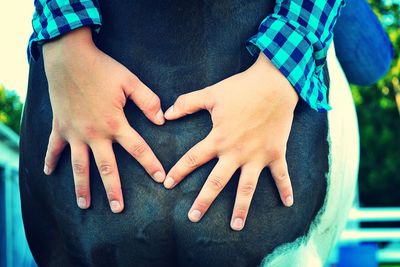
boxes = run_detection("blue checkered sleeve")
[27,0,102,62]
[246,0,346,112]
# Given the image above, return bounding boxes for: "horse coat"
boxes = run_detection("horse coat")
[19,1,359,266]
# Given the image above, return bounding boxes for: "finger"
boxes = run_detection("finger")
[115,123,166,183]
[123,74,164,125]
[44,130,67,175]
[269,157,293,207]
[164,87,213,120]
[188,157,238,222]
[90,141,124,213]
[164,136,216,189]
[230,164,262,231]
[70,141,91,209]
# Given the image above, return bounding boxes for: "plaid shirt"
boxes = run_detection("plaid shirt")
[28,0,345,112]
[28,0,102,61]
[246,0,345,111]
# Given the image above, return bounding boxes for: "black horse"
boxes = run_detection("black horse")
[19,1,331,266]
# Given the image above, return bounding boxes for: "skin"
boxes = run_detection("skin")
[163,52,298,231]
[43,27,166,213]
[43,26,298,231]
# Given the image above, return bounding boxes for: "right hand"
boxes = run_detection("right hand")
[42,27,166,213]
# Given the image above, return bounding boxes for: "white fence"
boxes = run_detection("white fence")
[334,207,400,264]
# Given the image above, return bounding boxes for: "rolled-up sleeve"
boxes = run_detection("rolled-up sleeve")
[246,0,346,112]
[27,0,102,62]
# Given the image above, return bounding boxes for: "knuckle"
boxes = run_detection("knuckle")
[57,122,72,136]
[212,132,227,147]
[185,153,199,168]
[279,184,292,193]
[98,162,114,175]
[144,94,161,112]
[72,161,86,175]
[275,173,288,182]
[106,117,121,133]
[195,200,210,211]
[279,188,293,200]
[239,182,255,196]
[57,124,68,134]
[234,142,246,153]
[175,95,187,111]
[235,208,248,218]
[106,187,121,200]
[46,150,59,164]
[131,141,148,157]
[75,184,89,196]
[127,74,140,89]
[280,189,292,198]
[268,148,284,162]
[208,175,225,191]
[45,149,55,161]
[44,158,54,169]
[48,140,63,155]
[84,125,98,139]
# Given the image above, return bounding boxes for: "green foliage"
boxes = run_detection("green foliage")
[353,0,400,206]
[0,84,23,134]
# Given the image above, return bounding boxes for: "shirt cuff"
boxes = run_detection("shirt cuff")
[246,14,331,112]
[27,0,102,63]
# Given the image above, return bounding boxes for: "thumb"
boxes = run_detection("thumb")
[164,87,213,120]
[123,74,164,125]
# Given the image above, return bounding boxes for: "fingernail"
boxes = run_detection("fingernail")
[231,218,244,231]
[44,164,50,175]
[156,109,165,124]
[188,209,202,222]
[77,197,87,209]
[164,105,174,119]
[153,171,165,183]
[110,200,121,213]
[285,196,293,207]
[164,176,175,189]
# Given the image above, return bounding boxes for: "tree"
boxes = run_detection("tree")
[0,84,23,134]
[352,0,400,206]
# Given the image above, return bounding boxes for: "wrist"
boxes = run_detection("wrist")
[253,52,299,105]
[43,27,97,65]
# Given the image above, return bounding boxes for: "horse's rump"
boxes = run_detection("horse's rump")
[19,1,330,266]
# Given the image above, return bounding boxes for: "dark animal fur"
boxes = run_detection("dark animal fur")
[19,1,329,266]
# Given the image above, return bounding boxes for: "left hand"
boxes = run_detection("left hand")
[163,52,299,231]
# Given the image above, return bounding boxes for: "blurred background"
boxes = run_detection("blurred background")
[0,0,399,266]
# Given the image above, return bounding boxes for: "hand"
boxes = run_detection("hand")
[43,27,166,213]
[163,52,299,230]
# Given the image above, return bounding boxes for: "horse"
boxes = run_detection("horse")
[19,1,358,266]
